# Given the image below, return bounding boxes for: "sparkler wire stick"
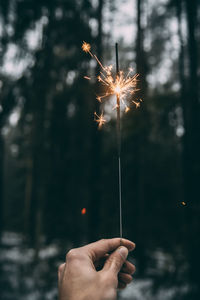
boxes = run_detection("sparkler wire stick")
[115,43,123,239]
[82,41,141,240]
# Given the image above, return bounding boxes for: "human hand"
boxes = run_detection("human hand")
[58,238,136,300]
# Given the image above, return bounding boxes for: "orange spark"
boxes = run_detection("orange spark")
[94,112,106,129]
[84,76,91,80]
[181,201,186,206]
[96,96,102,103]
[81,208,87,215]
[132,100,141,108]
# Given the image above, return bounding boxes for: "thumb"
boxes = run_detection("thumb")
[103,246,128,275]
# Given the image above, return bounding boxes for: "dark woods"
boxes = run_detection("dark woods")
[0,0,199,299]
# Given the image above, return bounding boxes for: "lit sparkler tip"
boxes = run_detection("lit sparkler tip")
[114,84,121,95]
[94,112,106,129]
[82,41,91,53]
[82,42,141,118]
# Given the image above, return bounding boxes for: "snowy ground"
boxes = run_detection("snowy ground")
[0,232,187,300]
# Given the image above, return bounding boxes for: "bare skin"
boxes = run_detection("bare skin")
[58,238,136,300]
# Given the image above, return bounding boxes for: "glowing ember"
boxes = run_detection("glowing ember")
[81,208,87,215]
[94,112,106,129]
[82,42,141,127]
[181,201,186,206]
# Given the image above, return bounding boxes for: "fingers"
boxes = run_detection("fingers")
[118,269,135,290]
[117,273,132,290]
[82,238,135,262]
[118,272,133,285]
[121,260,136,275]
[118,281,127,290]
[95,254,136,278]
[103,246,128,274]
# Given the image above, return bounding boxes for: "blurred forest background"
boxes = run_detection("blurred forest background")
[0,0,199,299]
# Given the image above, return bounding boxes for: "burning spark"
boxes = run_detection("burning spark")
[81,208,87,215]
[82,42,140,127]
[94,112,106,129]
[181,201,186,206]
[132,100,141,108]
[96,96,102,103]
[96,71,139,107]
[84,76,91,80]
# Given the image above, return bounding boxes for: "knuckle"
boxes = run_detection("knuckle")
[66,248,86,263]
[66,249,78,261]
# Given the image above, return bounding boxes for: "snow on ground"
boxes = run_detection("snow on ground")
[120,280,178,300]
[0,232,186,300]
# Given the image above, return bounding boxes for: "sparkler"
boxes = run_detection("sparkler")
[115,43,122,239]
[82,41,141,238]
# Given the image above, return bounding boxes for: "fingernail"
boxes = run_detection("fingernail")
[118,246,128,260]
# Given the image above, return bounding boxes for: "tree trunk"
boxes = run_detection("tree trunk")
[89,0,104,241]
[185,0,200,201]
[135,0,148,276]
[0,129,4,238]
[184,0,200,297]
[24,158,33,237]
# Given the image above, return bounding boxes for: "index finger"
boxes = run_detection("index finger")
[82,238,135,261]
